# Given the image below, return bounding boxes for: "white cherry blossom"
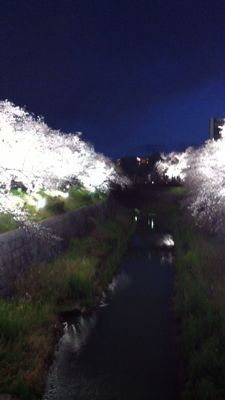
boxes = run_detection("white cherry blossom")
[0,100,128,228]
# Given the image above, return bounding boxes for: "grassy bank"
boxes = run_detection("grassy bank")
[151,188,225,399]
[0,206,134,399]
[0,187,105,233]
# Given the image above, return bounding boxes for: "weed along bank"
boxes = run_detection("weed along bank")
[0,197,134,399]
[3,184,225,400]
[0,197,112,297]
[142,186,225,399]
[43,186,181,400]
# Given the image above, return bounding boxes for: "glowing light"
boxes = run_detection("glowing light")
[151,218,154,229]
[25,194,47,210]
[156,118,225,238]
[156,148,192,182]
[36,197,46,209]
[0,100,129,231]
[160,234,175,247]
[45,189,69,199]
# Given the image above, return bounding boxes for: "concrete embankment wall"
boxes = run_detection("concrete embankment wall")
[0,198,114,297]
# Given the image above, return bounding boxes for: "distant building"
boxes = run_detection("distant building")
[117,153,162,184]
[209,117,224,140]
[136,156,149,166]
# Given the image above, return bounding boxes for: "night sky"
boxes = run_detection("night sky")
[1,0,225,157]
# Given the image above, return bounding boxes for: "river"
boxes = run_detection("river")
[43,212,180,400]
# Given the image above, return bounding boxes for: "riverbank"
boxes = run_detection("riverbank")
[43,203,180,400]
[148,187,225,399]
[0,204,134,400]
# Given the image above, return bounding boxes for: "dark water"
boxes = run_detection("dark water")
[44,219,180,400]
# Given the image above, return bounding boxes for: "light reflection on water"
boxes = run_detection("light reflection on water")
[148,250,173,265]
[43,215,179,400]
[160,251,173,265]
[100,272,131,308]
[44,271,133,400]
[108,271,131,294]
[44,313,97,400]
[61,314,98,354]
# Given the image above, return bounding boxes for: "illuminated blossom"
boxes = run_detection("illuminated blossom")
[0,100,128,229]
[185,126,225,234]
[156,119,225,236]
[156,149,192,182]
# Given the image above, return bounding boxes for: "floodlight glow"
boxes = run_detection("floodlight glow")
[36,197,46,209]
[156,149,192,182]
[160,234,174,247]
[0,100,129,231]
[45,190,69,199]
[151,218,154,229]
[156,118,225,237]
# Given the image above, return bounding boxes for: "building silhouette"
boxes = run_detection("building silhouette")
[209,117,224,140]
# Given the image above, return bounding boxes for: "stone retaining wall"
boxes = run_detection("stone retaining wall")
[0,198,114,297]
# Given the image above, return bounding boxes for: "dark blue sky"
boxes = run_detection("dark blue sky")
[1,0,225,157]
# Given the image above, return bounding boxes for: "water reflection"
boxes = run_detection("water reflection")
[60,314,97,354]
[99,272,131,308]
[99,292,108,308]
[44,314,98,400]
[148,216,154,229]
[134,207,141,222]
[108,271,131,294]
[159,234,175,247]
[43,209,180,400]
[148,250,173,265]
[160,251,173,265]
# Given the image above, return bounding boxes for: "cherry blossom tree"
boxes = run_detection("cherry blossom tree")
[0,100,128,229]
[156,120,225,236]
[156,148,192,183]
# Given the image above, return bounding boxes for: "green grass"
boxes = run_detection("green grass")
[174,234,225,399]
[65,187,106,211]
[0,187,106,231]
[0,206,134,399]
[168,186,186,196]
[0,300,56,399]
[153,189,225,400]
[0,213,19,233]
[32,188,106,221]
